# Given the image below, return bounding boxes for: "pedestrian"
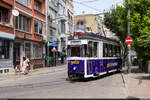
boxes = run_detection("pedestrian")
[26,56,30,71]
[22,56,29,75]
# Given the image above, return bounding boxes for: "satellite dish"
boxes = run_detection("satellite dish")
[12,10,19,16]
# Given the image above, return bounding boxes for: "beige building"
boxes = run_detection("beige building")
[74,14,103,35]
[65,0,74,58]
[66,0,74,36]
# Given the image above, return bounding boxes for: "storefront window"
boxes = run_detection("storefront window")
[0,40,9,59]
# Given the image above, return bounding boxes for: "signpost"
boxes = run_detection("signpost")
[125,36,133,73]
[125,37,133,49]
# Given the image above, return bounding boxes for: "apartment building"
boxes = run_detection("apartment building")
[58,0,66,64]
[0,0,47,74]
[74,14,103,35]
[46,0,59,67]
[66,0,74,60]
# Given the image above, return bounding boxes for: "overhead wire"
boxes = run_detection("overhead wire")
[74,1,103,13]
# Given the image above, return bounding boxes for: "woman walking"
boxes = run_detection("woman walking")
[22,57,29,75]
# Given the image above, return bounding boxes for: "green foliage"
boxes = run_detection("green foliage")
[132,58,138,66]
[104,0,150,61]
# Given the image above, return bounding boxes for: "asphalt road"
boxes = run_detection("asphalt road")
[0,70,128,99]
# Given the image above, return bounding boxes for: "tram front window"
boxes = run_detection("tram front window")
[68,45,87,57]
[71,46,81,57]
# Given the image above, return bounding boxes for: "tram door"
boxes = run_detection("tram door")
[13,43,21,68]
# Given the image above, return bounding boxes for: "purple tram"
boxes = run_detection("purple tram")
[67,33,122,79]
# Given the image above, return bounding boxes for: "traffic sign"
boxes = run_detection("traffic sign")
[127,44,131,49]
[125,37,133,44]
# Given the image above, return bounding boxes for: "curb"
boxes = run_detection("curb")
[121,73,127,89]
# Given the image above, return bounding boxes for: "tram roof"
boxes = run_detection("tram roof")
[68,32,120,44]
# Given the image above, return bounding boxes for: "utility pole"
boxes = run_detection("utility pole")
[127,0,131,73]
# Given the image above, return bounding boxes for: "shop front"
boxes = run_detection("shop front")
[46,40,59,67]
[13,39,45,70]
[0,32,14,74]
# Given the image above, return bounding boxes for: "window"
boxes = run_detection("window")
[103,43,108,57]
[93,42,98,57]
[68,23,73,32]
[70,46,81,57]
[48,8,57,23]
[60,21,65,33]
[58,4,65,15]
[34,19,43,34]
[17,0,30,7]
[103,43,121,57]
[68,10,73,21]
[0,7,9,24]
[49,0,56,5]
[34,20,38,33]
[15,15,30,32]
[25,43,31,58]
[33,44,43,58]
[34,0,42,12]
[48,28,56,41]
[88,41,93,57]
[0,40,9,59]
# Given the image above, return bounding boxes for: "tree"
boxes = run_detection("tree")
[104,0,150,61]
[104,4,128,62]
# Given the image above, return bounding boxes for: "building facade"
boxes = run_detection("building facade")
[0,0,14,74]
[74,14,103,35]
[58,0,66,64]
[14,0,46,69]
[0,0,47,74]
[66,0,74,60]
[46,0,59,67]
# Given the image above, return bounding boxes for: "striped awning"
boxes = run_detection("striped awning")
[0,31,15,41]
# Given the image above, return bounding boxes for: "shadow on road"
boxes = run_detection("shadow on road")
[130,67,143,73]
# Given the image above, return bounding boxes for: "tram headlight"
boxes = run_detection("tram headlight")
[73,67,76,70]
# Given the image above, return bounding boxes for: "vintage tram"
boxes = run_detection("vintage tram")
[67,32,122,79]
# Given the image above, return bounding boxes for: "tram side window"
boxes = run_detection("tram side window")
[88,41,93,57]
[112,45,116,57]
[116,46,121,57]
[108,44,113,57]
[103,43,108,57]
[67,45,71,57]
[84,44,88,57]
[93,42,98,57]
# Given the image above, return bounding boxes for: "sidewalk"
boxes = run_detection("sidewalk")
[0,64,67,82]
[122,66,150,99]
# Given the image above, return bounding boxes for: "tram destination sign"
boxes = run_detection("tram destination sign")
[71,41,81,45]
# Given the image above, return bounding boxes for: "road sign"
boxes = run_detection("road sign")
[127,44,131,49]
[125,37,133,44]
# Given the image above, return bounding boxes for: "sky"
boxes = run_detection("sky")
[73,0,124,16]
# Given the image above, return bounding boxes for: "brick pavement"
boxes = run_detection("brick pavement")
[122,66,150,99]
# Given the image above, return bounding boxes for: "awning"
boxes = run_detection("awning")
[0,31,15,41]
